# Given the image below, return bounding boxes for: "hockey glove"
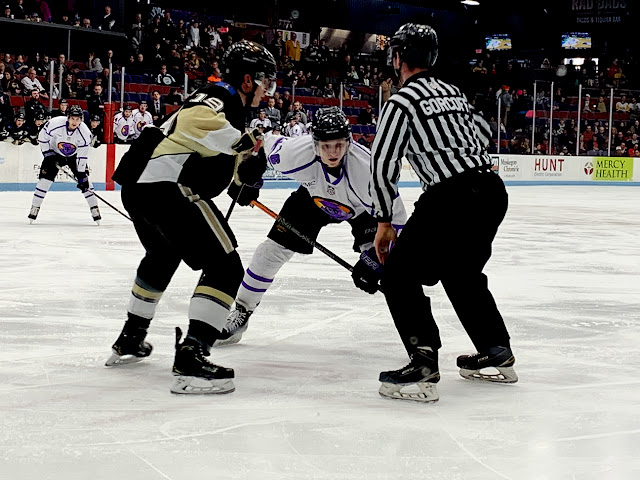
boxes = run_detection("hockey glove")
[236,148,267,186]
[42,150,57,158]
[76,174,90,193]
[227,179,262,207]
[231,128,262,156]
[352,247,383,294]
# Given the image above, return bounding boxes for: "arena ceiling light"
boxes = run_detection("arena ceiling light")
[460,0,480,5]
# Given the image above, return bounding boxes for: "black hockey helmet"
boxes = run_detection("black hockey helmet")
[222,40,277,96]
[16,112,25,120]
[90,114,101,122]
[387,23,438,70]
[35,112,46,121]
[312,107,351,142]
[68,105,84,118]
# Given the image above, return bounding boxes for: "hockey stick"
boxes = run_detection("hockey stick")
[56,165,133,222]
[249,200,354,273]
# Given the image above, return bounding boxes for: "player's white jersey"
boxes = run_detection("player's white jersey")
[264,135,407,225]
[249,117,271,130]
[284,123,303,137]
[114,114,136,142]
[38,115,91,172]
[130,110,153,140]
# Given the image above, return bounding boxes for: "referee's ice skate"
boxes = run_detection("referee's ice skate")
[378,347,440,403]
[457,346,518,383]
[171,327,235,394]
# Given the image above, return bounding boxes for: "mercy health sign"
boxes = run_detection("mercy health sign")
[488,154,638,185]
[1,142,639,190]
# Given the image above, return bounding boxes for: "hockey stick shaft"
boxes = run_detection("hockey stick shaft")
[250,200,354,273]
[57,165,132,222]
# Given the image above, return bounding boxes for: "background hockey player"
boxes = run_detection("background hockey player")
[3,112,29,145]
[215,107,407,346]
[106,40,277,395]
[28,105,101,224]
[370,24,517,404]
[88,114,103,148]
[130,100,153,140]
[28,112,46,145]
[113,104,136,143]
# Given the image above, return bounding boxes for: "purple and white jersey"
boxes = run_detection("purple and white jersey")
[130,109,154,140]
[114,113,136,142]
[38,115,91,172]
[264,134,407,224]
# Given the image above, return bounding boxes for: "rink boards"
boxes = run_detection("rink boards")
[1,142,639,191]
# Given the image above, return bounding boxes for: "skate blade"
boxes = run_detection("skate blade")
[459,366,518,383]
[170,376,235,395]
[29,219,34,224]
[378,381,439,403]
[105,352,147,367]
[94,220,100,226]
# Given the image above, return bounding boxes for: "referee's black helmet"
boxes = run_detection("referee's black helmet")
[387,23,438,69]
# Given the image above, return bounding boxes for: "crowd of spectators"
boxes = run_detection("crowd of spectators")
[3,5,640,156]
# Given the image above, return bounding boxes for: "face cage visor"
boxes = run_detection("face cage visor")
[255,71,277,97]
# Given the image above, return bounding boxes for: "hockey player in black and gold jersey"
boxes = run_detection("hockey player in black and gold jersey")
[105,40,277,395]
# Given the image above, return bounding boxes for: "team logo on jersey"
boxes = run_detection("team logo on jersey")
[136,121,146,132]
[121,125,130,136]
[57,142,77,156]
[327,186,335,196]
[313,197,354,221]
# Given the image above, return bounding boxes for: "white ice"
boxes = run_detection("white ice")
[1,186,639,480]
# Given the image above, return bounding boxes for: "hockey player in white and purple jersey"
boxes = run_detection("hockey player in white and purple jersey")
[130,100,153,141]
[28,105,101,224]
[215,106,407,345]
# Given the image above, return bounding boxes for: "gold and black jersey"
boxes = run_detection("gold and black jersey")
[112,83,246,199]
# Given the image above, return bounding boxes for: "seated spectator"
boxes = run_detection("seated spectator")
[357,105,375,125]
[21,68,49,99]
[55,54,69,78]
[87,84,106,121]
[82,17,92,29]
[60,73,75,99]
[165,88,183,106]
[206,67,222,83]
[276,97,286,119]
[74,77,87,100]
[13,55,29,75]
[596,96,607,113]
[322,83,335,98]
[35,54,51,76]
[87,52,103,73]
[2,5,11,18]
[52,98,69,117]
[616,95,629,112]
[2,71,22,95]
[156,64,176,86]
[284,100,308,124]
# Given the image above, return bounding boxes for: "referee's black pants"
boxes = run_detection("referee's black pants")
[380,169,511,356]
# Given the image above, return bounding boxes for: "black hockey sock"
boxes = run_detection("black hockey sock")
[186,319,220,351]
[123,313,151,333]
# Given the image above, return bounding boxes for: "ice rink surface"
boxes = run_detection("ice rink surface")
[1,185,639,480]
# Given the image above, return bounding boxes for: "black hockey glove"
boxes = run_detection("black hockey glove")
[352,247,383,294]
[236,148,267,186]
[227,179,262,207]
[231,128,262,156]
[76,174,90,193]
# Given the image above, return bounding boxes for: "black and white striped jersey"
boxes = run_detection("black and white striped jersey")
[370,71,492,222]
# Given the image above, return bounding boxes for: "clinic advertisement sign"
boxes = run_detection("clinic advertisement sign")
[590,157,633,181]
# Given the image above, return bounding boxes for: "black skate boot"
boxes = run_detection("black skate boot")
[90,206,101,225]
[213,303,254,346]
[105,315,153,366]
[28,206,40,224]
[457,346,518,383]
[378,347,440,403]
[171,327,235,394]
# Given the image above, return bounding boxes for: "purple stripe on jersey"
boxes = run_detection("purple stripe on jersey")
[321,162,344,185]
[280,157,319,175]
[39,140,48,143]
[241,281,267,293]
[246,269,273,283]
[35,187,47,193]
[47,124,65,135]
[352,141,372,155]
[34,193,45,199]
[269,136,285,154]
[77,129,88,145]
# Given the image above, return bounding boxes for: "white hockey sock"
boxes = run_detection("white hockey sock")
[237,238,294,311]
[83,189,99,208]
[189,286,234,332]
[31,178,53,208]
[128,276,164,320]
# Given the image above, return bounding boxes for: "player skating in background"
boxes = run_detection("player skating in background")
[215,107,407,346]
[106,40,277,395]
[28,105,101,224]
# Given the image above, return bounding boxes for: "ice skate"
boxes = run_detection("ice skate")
[171,327,235,394]
[213,303,253,346]
[90,206,101,225]
[378,347,440,403]
[457,346,518,383]
[28,206,40,224]
[105,328,153,366]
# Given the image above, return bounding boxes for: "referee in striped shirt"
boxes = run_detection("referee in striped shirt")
[370,24,517,403]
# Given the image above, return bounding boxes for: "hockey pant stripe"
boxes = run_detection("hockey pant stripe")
[189,286,234,332]
[241,281,267,293]
[128,277,164,319]
[31,178,53,207]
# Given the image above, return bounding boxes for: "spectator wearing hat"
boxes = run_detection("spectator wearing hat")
[88,114,103,147]
[130,100,153,140]
[114,104,136,143]
[3,5,11,19]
